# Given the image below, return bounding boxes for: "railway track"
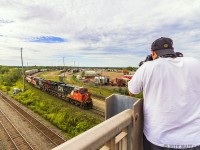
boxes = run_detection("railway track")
[0,91,66,146]
[0,110,34,150]
[91,108,105,118]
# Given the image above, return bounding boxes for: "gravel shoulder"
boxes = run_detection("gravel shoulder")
[92,98,105,111]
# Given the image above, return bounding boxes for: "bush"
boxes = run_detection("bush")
[0,66,9,74]
[0,68,21,86]
[113,87,129,95]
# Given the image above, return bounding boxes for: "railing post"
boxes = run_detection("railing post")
[115,128,128,150]
[106,94,138,150]
[132,99,143,150]
[101,128,128,150]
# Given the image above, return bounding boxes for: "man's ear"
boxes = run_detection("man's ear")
[151,50,157,60]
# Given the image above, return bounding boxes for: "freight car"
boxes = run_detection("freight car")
[25,76,93,109]
[25,69,39,75]
[25,68,47,76]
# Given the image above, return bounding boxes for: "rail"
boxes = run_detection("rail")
[0,110,34,150]
[91,108,105,117]
[53,95,143,150]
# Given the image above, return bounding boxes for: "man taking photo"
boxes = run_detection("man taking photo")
[128,37,200,150]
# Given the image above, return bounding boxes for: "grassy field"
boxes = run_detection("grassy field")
[38,70,61,82]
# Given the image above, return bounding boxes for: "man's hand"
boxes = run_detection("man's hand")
[128,91,135,97]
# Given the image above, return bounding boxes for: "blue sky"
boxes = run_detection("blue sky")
[0,0,200,67]
[30,36,66,43]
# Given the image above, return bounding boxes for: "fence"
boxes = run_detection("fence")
[53,94,143,150]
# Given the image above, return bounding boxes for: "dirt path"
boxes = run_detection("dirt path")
[92,98,105,111]
[32,72,43,77]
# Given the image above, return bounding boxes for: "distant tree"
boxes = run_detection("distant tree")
[81,71,85,77]
[126,66,133,71]
[132,67,138,71]
[0,66,9,74]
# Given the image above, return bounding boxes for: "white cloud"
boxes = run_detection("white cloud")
[0,0,200,67]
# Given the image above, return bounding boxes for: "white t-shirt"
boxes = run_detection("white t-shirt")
[128,57,200,148]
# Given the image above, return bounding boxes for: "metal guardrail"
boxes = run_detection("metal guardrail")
[53,94,143,150]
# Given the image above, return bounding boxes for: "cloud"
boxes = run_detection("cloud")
[0,19,14,24]
[0,0,200,67]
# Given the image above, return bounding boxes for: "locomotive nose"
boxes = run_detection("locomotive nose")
[85,93,89,100]
[84,93,91,102]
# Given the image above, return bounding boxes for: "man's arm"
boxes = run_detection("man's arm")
[128,65,145,96]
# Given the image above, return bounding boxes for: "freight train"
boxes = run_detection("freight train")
[25,75,93,109]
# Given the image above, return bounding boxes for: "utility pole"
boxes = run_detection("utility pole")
[21,48,25,91]
[63,57,66,78]
[99,70,102,94]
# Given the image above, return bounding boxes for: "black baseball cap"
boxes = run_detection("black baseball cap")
[151,37,175,56]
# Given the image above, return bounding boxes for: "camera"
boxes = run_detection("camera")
[138,54,153,67]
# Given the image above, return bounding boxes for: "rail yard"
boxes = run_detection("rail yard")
[0,68,133,149]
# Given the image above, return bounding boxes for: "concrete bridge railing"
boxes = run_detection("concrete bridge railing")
[53,94,143,150]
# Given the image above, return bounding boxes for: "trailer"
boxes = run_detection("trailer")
[94,76,110,85]
[85,71,99,77]
[123,75,133,80]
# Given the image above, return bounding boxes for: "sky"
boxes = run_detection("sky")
[0,0,200,67]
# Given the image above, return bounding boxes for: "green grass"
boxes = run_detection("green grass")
[39,70,61,82]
